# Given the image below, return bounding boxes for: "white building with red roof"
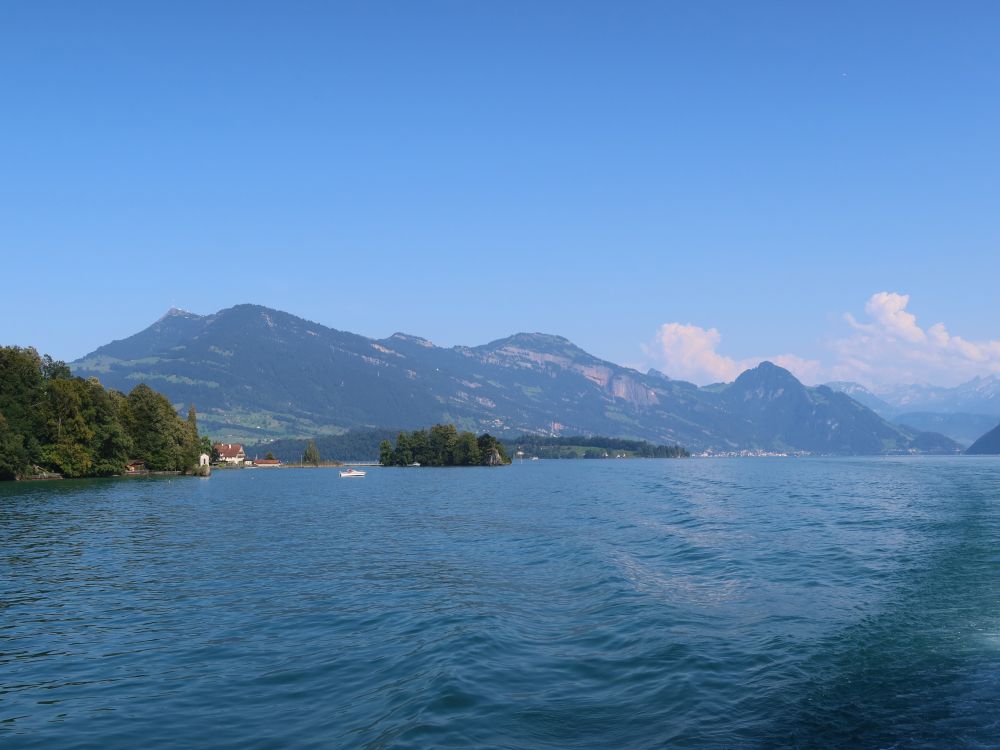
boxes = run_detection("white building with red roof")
[213,443,246,465]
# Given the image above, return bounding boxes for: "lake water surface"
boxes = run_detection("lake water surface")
[2,458,1000,748]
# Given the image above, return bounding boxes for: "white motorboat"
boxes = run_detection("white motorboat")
[339,468,366,478]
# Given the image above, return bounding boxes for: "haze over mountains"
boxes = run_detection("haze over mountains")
[70,304,964,455]
[825,379,1000,446]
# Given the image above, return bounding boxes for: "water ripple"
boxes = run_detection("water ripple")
[2,458,999,747]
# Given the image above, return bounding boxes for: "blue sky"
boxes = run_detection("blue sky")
[2,2,999,386]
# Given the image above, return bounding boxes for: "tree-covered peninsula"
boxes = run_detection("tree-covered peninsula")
[379,424,511,466]
[0,346,208,480]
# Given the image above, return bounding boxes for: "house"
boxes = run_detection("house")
[213,443,246,465]
[254,458,282,468]
[125,460,146,474]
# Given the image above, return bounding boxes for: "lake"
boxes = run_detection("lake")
[2,458,999,748]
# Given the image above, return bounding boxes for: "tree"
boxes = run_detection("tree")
[407,430,428,465]
[0,346,46,466]
[265,451,276,460]
[477,433,511,466]
[0,346,207,480]
[452,431,481,466]
[428,423,458,466]
[86,381,132,476]
[394,432,413,466]
[381,426,510,468]
[0,411,30,480]
[41,354,72,381]
[42,378,95,477]
[303,440,321,466]
[125,384,190,471]
[184,405,201,468]
[379,440,394,466]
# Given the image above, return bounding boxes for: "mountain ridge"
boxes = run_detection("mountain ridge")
[966,420,1000,455]
[827,376,1000,417]
[69,304,960,455]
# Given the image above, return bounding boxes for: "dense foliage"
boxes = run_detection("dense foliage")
[0,346,206,480]
[506,434,689,459]
[302,440,321,465]
[251,428,403,463]
[379,424,511,467]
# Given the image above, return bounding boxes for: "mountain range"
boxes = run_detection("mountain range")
[69,304,962,455]
[825,378,1000,446]
[826,377,1000,417]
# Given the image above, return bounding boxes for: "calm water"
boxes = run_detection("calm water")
[2,458,999,748]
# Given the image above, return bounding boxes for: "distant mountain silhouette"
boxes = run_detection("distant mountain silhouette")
[826,379,1000,445]
[965,420,1000,455]
[71,304,960,454]
[892,412,1000,448]
[827,377,1000,417]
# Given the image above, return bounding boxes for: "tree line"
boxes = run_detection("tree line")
[0,346,209,480]
[379,424,511,466]
[248,427,402,464]
[507,434,689,459]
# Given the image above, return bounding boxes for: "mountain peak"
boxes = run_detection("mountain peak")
[481,332,576,351]
[735,360,800,386]
[160,307,201,321]
[388,332,435,348]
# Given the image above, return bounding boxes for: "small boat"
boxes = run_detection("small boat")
[339,468,366,478]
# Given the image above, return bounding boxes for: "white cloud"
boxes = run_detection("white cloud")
[853,292,926,343]
[831,292,1000,386]
[643,291,1000,388]
[642,322,821,385]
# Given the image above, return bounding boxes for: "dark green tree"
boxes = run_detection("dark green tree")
[379,439,394,466]
[408,430,429,465]
[0,346,207,480]
[394,432,413,465]
[125,384,189,471]
[0,411,30,480]
[381,425,510,467]
[41,355,72,381]
[303,439,321,465]
[184,405,201,468]
[41,377,95,477]
[477,433,511,465]
[428,424,458,466]
[86,380,132,476]
[0,346,46,467]
[452,431,481,466]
